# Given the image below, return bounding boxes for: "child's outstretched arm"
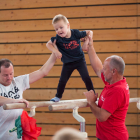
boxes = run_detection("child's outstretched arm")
[82,30,93,51]
[86,30,93,38]
[46,40,62,59]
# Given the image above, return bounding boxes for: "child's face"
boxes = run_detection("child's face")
[53,20,70,38]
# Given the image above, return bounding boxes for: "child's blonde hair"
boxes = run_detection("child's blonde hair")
[52,127,88,140]
[52,14,69,24]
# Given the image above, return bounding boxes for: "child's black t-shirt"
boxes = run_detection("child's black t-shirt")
[51,29,86,64]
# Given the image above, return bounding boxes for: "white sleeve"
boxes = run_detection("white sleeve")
[14,74,30,91]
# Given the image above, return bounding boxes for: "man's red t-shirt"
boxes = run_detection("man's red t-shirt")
[96,73,130,140]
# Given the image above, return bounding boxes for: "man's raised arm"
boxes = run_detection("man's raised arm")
[88,35,103,78]
[29,53,57,84]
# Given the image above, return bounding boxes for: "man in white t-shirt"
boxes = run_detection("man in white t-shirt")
[0,53,56,140]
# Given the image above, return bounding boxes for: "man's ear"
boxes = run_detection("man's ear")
[113,69,117,74]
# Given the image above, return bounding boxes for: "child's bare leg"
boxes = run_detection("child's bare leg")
[82,37,89,51]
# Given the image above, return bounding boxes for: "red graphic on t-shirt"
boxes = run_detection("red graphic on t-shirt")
[63,40,79,50]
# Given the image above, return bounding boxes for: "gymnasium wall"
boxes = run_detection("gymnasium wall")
[0,0,139,139]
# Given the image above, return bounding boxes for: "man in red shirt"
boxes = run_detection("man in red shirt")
[84,35,130,140]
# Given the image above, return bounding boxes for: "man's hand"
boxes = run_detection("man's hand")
[88,35,93,47]
[84,90,98,106]
[15,99,29,107]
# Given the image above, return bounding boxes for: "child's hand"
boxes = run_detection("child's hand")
[80,37,86,42]
[82,36,89,51]
[54,50,62,59]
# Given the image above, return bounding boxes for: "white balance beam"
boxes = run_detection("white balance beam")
[48,98,140,111]
[3,98,140,111]
[3,99,88,110]
[48,99,90,111]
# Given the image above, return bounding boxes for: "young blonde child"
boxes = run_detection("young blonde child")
[46,14,95,102]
